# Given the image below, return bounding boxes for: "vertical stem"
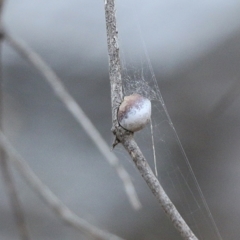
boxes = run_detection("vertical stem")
[104,0,123,129]
[0,1,30,239]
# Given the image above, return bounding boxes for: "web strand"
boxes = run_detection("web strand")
[150,117,158,177]
[137,22,223,240]
[119,9,223,239]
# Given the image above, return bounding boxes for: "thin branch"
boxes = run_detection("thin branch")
[0,152,31,240]
[0,1,30,239]
[0,0,4,15]
[208,78,240,119]
[104,0,198,239]
[104,0,123,129]
[120,135,198,240]
[3,31,141,210]
[0,131,125,240]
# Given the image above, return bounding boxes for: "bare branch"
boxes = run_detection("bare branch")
[0,2,30,239]
[121,134,198,240]
[104,0,198,239]
[0,0,4,16]
[0,152,31,240]
[209,79,240,119]
[104,0,123,129]
[3,31,141,210]
[0,131,125,240]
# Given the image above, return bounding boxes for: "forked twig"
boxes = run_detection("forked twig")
[3,31,141,210]
[0,131,124,240]
[104,0,198,239]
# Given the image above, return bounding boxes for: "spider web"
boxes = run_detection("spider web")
[116,10,223,240]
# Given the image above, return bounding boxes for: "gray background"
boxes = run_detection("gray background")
[1,0,240,239]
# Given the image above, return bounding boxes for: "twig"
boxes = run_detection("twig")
[0,0,4,15]
[3,31,141,210]
[104,0,123,129]
[104,0,198,239]
[0,131,125,240]
[0,151,31,240]
[120,135,198,240]
[208,78,240,119]
[0,1,30,239]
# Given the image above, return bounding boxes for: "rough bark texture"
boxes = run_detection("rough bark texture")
[104,0,123,129]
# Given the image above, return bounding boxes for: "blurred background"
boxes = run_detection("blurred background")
[1,0,240,239]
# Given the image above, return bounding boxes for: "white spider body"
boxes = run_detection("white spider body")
[117,93,151,132]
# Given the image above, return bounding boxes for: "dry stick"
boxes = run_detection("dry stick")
[0,131,125,240]
[104,0,198,239]
[0,1,30,239]
[3,31,141,210]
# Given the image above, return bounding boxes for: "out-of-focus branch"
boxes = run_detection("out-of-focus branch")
[0,2,30,239]
[104,0,198,239]
[3,31,141,210]
[0,151,30,240]
[0,131,125,240]
[209,79,240,119]
[0,0,4,15]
